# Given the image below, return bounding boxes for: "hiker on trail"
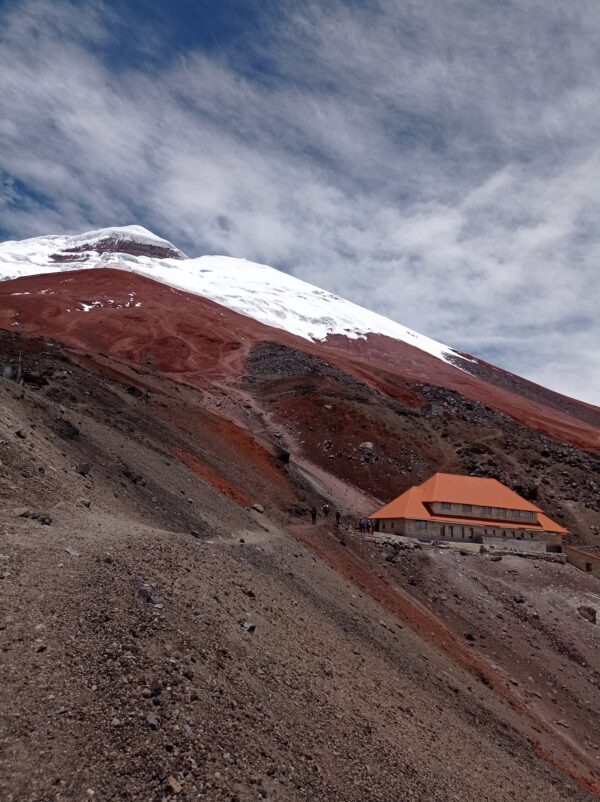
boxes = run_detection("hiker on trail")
[323,503,330,519]
[335,510,341,527]
[310,507,317,526]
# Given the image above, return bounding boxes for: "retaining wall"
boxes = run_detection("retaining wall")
[483,536,546,553]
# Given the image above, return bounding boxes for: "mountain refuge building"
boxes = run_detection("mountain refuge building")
[369,473,568,553]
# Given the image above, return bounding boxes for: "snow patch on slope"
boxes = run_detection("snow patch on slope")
[137,255,462,363]
[0,227,466,366]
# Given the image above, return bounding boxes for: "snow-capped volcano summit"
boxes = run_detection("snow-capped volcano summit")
[0,225,598,452]
[0,224,462,364]
[0,225,186,272]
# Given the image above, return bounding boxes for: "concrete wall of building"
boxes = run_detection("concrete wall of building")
[375,517,561,551]
[404,519,437,537]
[564,546,600,578]
[377,518,409,535]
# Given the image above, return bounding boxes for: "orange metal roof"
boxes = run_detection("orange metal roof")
[369,472,568,535]
[423,473,541,511]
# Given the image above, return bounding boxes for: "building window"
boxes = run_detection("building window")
[462,504,472,513]
[441,502,451,511]
[482,506,491,515]
[498,508,507,518]
[416,520,427,529]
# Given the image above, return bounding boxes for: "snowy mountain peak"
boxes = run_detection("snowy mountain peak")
[0,226,466,367]
[60,225,184,253]
[0,225,185,272]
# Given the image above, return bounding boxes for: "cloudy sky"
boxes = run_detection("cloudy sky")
[1,0,599,404]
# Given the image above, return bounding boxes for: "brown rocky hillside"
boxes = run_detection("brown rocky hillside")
[0,250,599,802]
[1,329,599,801]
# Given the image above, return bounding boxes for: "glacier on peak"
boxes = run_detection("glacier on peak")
[0,226,466,367]
[61,225,184,251]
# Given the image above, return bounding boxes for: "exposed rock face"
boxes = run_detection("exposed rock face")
[50,236,183,262]
[452,353,600,430]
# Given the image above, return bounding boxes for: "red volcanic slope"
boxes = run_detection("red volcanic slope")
[0,267,598,452]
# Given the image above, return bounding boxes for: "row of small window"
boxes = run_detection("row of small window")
[384,520,542,540]
[439,502,534,519]
[440,501,475,511]
[480,528,535,539]
[416,520,538,539]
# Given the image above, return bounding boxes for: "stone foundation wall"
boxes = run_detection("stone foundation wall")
[483,536,546,553]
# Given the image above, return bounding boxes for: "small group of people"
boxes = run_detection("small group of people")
[308,504,376,533]
[310,504,341,527]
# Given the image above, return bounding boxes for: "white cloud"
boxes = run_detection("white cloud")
[0,0,599,404]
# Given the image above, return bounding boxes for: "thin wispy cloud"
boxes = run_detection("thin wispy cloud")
[1,0,599,403]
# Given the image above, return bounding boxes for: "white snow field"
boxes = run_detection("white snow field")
[0,225,465,365]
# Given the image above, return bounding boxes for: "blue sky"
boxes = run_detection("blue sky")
[1,0,600,404]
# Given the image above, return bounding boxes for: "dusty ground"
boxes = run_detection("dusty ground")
[1,335,599,801]
[410,549,600,750]
[348,535,600,760]
[4,500,595,802]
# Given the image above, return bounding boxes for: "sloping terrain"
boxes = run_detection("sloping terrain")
[0,224,598,451]
[1,266,598,542]
[0,336,596,800]
[1,226,600,800]
[0,333,600,802]
[1,266,599,453]
[246,343,600,540]
[0,225,463,364]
